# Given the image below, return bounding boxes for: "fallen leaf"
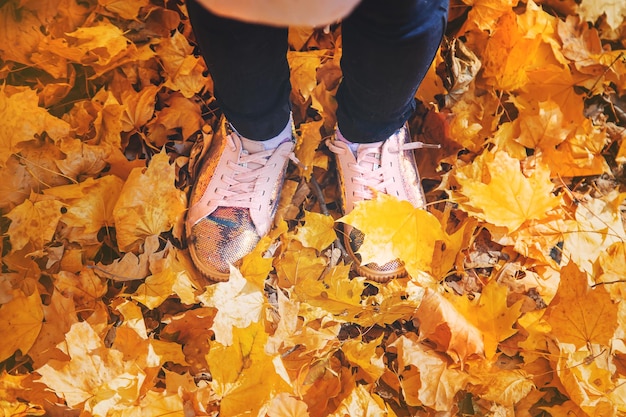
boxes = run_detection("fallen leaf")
[0,288,44,362]
[390,333,469,411]
[327,384,392,417]
[267,393,310,417]
[451,279,524,359]
[0,86,70,167]
[414,288,485,362]
[155,30,208,98]
[36,321,145,412]
[545,261,618,348]
[197,267,265,346]
[341,335,385,383]
[206,321,291,416]
[578,0,626,29]
[294,210,337,251]
[455,151,561,232]
[98,0,149,20]
[6,195,65,254]
[113,149,187,252]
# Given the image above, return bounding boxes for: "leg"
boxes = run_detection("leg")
[186,0,291,140]
[329,0,448,282]
[337,0,449,143]
[185,2,295,280]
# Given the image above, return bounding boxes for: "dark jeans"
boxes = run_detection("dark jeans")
[186,0,448,143]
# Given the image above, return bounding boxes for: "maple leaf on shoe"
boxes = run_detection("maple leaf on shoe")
[339,193,445,279]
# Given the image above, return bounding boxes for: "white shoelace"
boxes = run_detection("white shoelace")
[328,139,440,200]
[213,135,295,210]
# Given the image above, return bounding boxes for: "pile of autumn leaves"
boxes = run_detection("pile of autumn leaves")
[2,0,626,415]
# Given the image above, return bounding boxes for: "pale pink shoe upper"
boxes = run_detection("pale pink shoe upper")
[327,125,434,213]
[187,134,294,237]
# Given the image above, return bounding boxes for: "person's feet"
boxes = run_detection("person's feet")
[327,124,428,282]
[186,118,294,281]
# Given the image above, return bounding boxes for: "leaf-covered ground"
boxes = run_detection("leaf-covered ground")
[1,0,626,415]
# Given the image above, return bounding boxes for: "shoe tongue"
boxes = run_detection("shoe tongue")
[240,137,267,154]
[357,141,384,170]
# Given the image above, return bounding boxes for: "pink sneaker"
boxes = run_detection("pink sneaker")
[186,118,294,281]
[327,124,435,282]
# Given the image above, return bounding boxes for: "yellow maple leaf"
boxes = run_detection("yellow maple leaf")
[275,245,326,288]
[43,175,123,234]
[98,0,149,20]
[578,0,626,30]
[455,151,561,232]
[46,21,129,66]
[54,268,108,315]
[515,99,574,150]
[0,288,44,363]
[206,321,291,416]
[266,392,310,417]
[149,93,204,142]
[197,267,265,346]
[555,343,618,415]
[294,119,327,179]
[0,2,45,66]
[293,264,368,323]
[594,241,626,291]
[118,390,185,417]
[120,84,159,133]
[56,137,109,179]
[288,50,326,102]
[327,384,394,417]
[0,86,70,167]
[6,195,65,254]
[28,289,78,369]
[451,279,524,359]
[340,193,445,277]
[467,360,535,407]
[294,210,337,251]
[155,30,208,98]
[113,149,187,252]
[561,191,626,274]
[131,248,198,309]
[545,261,618,348]
[390,333,468,411]
[36,321,145,412]
[93,89,125,149]
[0,372,47,416]
[341,335,385,383]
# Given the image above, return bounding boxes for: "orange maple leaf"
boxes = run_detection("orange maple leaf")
[113,149,187,252]
[545,261,618,348]
[415,288,485,362]
[0,289,44,363]
[0,86,70,167]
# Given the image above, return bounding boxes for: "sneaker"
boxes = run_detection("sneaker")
[186,118,294,281]
[327,124,435,283]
